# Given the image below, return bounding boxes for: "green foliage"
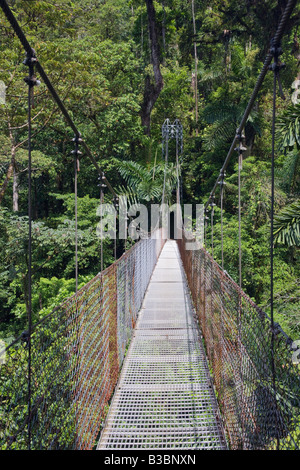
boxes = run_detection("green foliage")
[116,158,177,204]
[276,104,300,151]
[277,150,300,196]
[31,275,93,319]
[0,0,299,348]
[0,0,299,452]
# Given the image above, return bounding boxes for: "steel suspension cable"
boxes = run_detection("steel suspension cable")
[269,37,286,449]
[176,130,180,206]
[100,189,104,272]
[114,225,117,261]
[75,162,78,293]
[175,128,182,236]
[218,171,226,270]
[236,133,247,292]
[160,129,168,239]
[204,209,208,249]
[271,63,279,450]
[161,131,168,207]
[72,138,80,445]
[72,136,81,294]
[238,153,242,291]
[73,143,79,447]
[237,134,246,443]
[24,50,35,452]
[113,196,119,261]
[210,196,215,258]
[99,176,107,271]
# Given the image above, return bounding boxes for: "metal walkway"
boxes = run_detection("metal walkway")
[97,240,227,450]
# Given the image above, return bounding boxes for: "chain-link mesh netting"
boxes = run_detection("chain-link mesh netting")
[178,233,300,450]
[0,230,165,450]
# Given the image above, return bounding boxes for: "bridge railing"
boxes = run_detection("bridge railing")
[178,232,300,450]
[0,229,165,450]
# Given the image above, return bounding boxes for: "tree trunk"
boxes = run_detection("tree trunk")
[140,0,164,135]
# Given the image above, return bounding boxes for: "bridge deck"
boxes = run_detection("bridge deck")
[97,240,227,450]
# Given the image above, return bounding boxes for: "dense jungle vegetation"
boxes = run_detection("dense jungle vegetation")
[0,0,299,343]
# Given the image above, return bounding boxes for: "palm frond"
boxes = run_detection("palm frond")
[198,66,224,84]
[274,200,300,247]
[116,159,179,204]
[203,103,243,124]
[203,121,237,150]
[277,150,300,195]
[116,160,152,191]
[276,104,300,151]
[116,184,139,208]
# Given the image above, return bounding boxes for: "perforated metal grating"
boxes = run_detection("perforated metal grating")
[97,241,227,450]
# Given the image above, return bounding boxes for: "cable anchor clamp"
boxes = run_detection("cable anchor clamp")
[21,330,30,347]
[23,49,40,89]
[269,38,286,100]
[72,135,83,144]
[235,130,247,153]
[218,170,227,186]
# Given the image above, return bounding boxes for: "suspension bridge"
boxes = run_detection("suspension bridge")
[97,240,226,450]
[0,0,299,451]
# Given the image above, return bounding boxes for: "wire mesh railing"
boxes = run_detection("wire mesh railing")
[0,229,165,450]
[178,232,300,450]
